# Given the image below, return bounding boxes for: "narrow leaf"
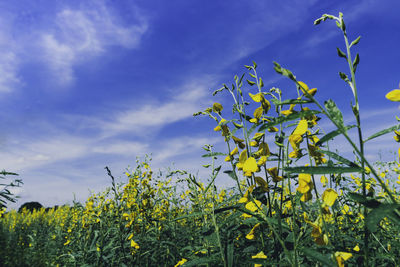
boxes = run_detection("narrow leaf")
[363,124,400,143]
[316,125,356,146]
[337,47,347,59]
[247,80,256,86]
[324,99,345,130]
[318,150,359,168]
[353,53,360,73]
[301,248,336,267]
[366,204,400,232]
[258,110,320,132]
[271,98,312,106]
[284,166,362,175]
[202,152,227,158]
[350,36,361,48]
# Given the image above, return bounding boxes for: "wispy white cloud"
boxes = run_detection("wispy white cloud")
[0,18,21,93]
[101,81,212,136]
[41,3,148,85]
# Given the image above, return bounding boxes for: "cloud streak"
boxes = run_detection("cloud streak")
[40,3,148,85]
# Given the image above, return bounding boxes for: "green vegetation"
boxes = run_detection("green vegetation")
[1,12,400,266]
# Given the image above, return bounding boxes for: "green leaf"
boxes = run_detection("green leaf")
[247,123,259,137]
[336,47,347,59]
[232,121,243,128]
[353,53,360,73]
[212,86,225,96]
[316,125,356,146]
[224,170,238,181]
[259,77,264,88]
[339,72,349,83]
[184,255,220,266]
[271,98,312,106]
[300,248,336,267]
[258,110,320,132]
[273,62,295,80]
[324,99,345,130]
[347,192,381,208]
[366,204,400,232]
[350,36,361,48]
[227,242,234,267]
[363,124,400,143]
[318,150,359,168]
[247,79,256,86]
[201,152,227,158]
[284,166,362,175]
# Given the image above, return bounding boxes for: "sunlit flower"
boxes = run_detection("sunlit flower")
[335,252,352,267]
[246,223,260,240]
[297,173,313,194]
[243,157,259,176]
[322,188,338,207]
[267,167,283,182]
[385,89,400,102]
[174,258,188,267]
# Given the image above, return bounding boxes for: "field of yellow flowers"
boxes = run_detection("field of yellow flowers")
[1,12,400,267]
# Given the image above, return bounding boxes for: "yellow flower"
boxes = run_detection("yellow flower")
[243,200,262,218]
[243,157,259,177]
[267,167,283,182]
[174,258,188,267]
[252,251,267,259]
[238,185,255,203]
[335,252,352,267]
[394,130,400,142]
[322,188,338,207]
[386,89,400,102]
[268,126,279,132]
[249,92,265,102]
[297,173,313,194]
[257,156,267,166]
[236,149,248,170]
[246,223,260,240]
[225,147,239,161]
[281,102,296,116]
[252,251,267,267]
[130,240,140,249]
[353,244,360,252]
[298,81,317,97]
[293,119,308,136]
[254,142,270,158]
[320,175,328,187]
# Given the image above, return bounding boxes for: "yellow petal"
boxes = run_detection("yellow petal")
[257,156,267,166]
[252,251,267,259]
[268,126,279,132]
[245,200,262,212]
[232,136,244,143]
[253,106,263,119]
[298,81,309,92]
[243,157,259,176]
[386,89,400,102]
[353,244,360,251]
[237,149,248,170]
[249,93,265,102]
[293,120,308,136]
[322,188,338,207]
[230,147,239,155]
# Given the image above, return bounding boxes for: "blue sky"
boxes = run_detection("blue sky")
[1,0,399,208]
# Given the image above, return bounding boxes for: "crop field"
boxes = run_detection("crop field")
[1,13,400,267]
